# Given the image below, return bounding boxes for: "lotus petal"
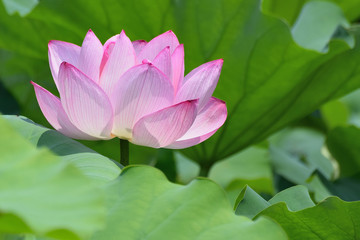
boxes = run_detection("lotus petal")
[100,30,136,95]
[31,81,97,140]
[175,59,223,109]
[167,97,227,149]
[110,63,174,139]
[132,100,198,148]
[58,62,113,139]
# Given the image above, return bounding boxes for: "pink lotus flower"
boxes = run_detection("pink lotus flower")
[31,30,227,148]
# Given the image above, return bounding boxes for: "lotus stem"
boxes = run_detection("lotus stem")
[120,139,129,166]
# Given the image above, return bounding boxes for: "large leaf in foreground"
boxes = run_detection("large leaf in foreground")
[91,166,286,240]
[4,115,120,184]
[259,197,360,240]
[235,185,360,239]
[234,185,271,219]
[235,185,314,218]
[0,116,105,239]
